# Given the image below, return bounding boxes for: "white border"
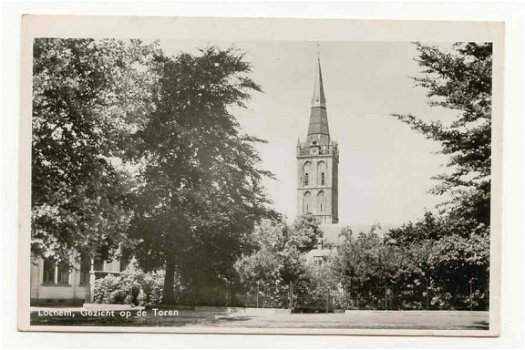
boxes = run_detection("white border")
[16,12,505,337]
[2,1,523,349]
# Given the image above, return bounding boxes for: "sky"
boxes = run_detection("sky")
[161,40,457,227]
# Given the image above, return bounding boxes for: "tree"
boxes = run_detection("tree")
[331,225,406,309]
[129,47,276,304]
[391,42,492,228]
[32,39,160,261]
[382,214,490,310]
[234,214,323,309]
[382,43,492,310]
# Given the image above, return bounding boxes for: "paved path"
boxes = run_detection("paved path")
[210,310,489,330]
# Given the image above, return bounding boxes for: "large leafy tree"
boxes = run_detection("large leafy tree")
[392,42,492,228]
[330,43,493,311]
[381,42,493,309]
[129,48,276,304]
[32,38,160,260]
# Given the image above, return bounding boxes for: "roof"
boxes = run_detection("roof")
[307,106,330,137]
[307,57,330,140]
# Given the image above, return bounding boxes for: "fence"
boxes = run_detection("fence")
[228,280,489,312]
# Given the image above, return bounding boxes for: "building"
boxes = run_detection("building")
[297,55,392,267]
[30,253,122,306]
[297,55,339,225]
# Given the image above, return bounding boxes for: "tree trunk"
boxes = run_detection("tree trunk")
[162,256,176,305]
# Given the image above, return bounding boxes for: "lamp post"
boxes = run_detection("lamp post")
[384,287,388,310]
[426,278,430,311]
[469,278,473,311]
[256,281,259,308]
[226,279,229,308]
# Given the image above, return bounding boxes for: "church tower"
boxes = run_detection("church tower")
[297,54,339,224]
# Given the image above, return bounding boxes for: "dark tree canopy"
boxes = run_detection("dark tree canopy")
[128,47,277,303]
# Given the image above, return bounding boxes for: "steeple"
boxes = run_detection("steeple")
[307,51,330,145]
[311,55,326,108]
[296,48,339,225]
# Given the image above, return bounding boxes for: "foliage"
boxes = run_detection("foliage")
[331,217,489,310]
[331,225,404,309]
[348,42,495,311]
[92,259,166,305]
[391,42,492,228]
[234,214,323,309]
[31,38,161,260]
[128,47,277,304]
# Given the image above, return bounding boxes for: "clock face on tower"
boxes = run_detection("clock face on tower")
[310,146,319,155]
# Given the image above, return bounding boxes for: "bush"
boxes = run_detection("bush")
[92,274,128,304]
[92,258,166,306]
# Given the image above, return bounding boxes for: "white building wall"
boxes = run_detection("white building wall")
[30,251,121,305]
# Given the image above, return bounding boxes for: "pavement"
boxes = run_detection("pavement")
[211,310,489,329]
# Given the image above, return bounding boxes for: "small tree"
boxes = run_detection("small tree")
[235,214,323,309]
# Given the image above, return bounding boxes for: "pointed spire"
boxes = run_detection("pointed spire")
[307,47,330,144]
[311,51,326,108]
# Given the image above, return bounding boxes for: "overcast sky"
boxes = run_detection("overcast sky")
[161,40,458,226]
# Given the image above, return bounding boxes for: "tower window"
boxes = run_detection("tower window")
[303,191,311,214]
[321,172,325,185]
[317,191,325,214]
[304,173,309,186]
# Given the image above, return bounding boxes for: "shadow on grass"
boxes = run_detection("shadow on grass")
[209,315,253,323]
[471,321,489,330]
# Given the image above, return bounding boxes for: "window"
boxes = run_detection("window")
[57,262,70,284]
[42,258,70,285]
[120,256,130,272]
[303,192,311,213]
[317,161,326,186]
[317,191,325,213]
[43,258,55,284]
[93,258,104,272]
[79,254,91,285]
[303,162,311,186]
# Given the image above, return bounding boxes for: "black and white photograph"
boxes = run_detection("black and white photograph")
[16,15,505,336]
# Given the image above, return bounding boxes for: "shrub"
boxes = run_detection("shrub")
[92,274,128,304]
[92,258,166,305]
